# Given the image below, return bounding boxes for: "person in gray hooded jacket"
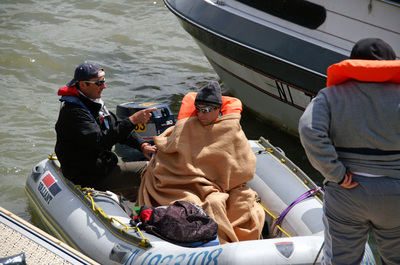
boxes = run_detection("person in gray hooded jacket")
[299,38,400,265]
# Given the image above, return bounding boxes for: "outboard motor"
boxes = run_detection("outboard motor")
[115,102,175,161]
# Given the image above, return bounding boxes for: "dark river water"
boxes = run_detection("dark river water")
[0,0,380,262]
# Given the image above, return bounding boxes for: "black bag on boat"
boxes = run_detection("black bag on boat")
[134,201,218,245]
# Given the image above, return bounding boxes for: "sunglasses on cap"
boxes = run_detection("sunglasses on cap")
[195,105,217,113]
[84,78,106,86]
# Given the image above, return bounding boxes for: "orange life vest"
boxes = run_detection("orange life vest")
[326,59,400,87]
[177,92,242,121]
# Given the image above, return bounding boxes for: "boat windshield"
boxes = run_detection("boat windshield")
[236,0,326,29]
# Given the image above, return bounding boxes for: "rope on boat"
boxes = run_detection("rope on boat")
[254,148,274,155]
[46,154,151,248]
[254,142,324,239]
[259,198,325,263]
[257,201,291,237]
[48,154,58,160]
[269,187,323,237]
[255,144,291,237]
[276,187,323,227]
[79,187,151,248]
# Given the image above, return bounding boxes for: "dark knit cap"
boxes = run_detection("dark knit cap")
[350,38,396,60]
[195,81,223,107]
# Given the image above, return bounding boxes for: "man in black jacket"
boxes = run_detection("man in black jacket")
[55,62,157,201]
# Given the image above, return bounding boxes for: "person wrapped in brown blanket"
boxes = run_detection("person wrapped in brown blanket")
[138,82,265,244]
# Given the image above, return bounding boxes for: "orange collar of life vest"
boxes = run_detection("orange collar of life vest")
[177,92,242,121]
[326,59,400,87]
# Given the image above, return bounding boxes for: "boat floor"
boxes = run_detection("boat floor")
[0,207,98,265]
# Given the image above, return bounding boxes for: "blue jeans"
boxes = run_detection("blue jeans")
[322,176,400,265]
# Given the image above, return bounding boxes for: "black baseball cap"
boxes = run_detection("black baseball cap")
[66,62,104,87]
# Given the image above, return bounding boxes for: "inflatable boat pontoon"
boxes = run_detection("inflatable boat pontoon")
[25,137,376,265]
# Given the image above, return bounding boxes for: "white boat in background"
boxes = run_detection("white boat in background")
[25,137,376,265]
[164,0,400,134]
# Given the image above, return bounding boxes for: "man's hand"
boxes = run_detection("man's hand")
[340,171,359,189]
[142,143,158,160]
[129,108,157,125]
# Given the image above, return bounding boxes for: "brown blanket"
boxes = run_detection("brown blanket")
[138,113,265,244]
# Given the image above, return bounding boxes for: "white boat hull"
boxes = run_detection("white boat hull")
[198,40,308,132]
[164,0,400,135]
